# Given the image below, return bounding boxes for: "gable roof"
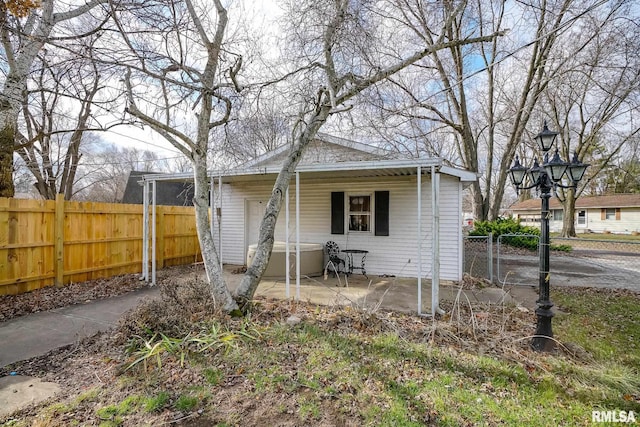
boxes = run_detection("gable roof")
[509,194,640,211]
[240,132,397,169]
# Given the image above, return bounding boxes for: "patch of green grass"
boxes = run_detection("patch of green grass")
[98,419,123,427]
[125,320,260,373]
[573,232,640,241]
[45,402,75,415]
[96,395,143,425]
[74,387,101,404]
[174,394,199,411]
[249,365,290,392]
[553,288,640,368]
[298,396,321,422]
[10,293,639,426]
[143,391,170,413]
[203,367,224,385]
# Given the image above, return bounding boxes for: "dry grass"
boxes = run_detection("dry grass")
[2,279,639,426]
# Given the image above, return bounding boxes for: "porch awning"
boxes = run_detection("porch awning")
[137,159,478,184]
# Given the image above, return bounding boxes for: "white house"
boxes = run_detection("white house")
[139,133,477,314]
[509,194,640,234]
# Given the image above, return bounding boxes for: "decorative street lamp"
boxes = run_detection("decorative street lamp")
[508,122,589,352]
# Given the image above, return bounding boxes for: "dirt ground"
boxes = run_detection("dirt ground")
[0,264,523,425]
[0,265,199,323]
[0,291,542,426]
[0,265,637,425]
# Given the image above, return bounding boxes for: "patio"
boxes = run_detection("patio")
[220,265,523,315]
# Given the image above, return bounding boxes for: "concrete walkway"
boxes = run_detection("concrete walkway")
[0,268,536,369]
[0,287,160,368]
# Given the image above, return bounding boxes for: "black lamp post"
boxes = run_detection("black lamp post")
[508,122,589,352]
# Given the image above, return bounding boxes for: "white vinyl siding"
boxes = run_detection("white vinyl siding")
[589,207,640,233]
[514,207,640,233]
[216,173,463,281]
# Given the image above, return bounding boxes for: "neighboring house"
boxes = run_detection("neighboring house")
[509,194,640,234]
[139,133,477,312]
[122,171,193,206]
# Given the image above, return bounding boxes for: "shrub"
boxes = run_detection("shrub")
[115,277,220,342]
[469,217,571,252]
[469,217,540,239]
[469,217,539,251]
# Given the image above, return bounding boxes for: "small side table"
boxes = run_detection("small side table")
[341,249,369,279]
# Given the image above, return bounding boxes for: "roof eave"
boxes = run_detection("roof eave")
[138,158,479,183]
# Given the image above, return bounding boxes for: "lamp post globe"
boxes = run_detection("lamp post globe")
[534,121,558,152]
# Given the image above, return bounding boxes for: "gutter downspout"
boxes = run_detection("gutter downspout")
[218,176,223,270]
[210,178,215,243]
[295,171,300,301]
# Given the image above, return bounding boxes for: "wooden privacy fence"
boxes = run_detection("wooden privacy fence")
[0,196,201,296]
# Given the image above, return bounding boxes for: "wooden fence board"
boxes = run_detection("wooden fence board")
[0,198,201,295]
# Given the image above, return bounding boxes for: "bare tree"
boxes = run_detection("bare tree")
[73,143,179,202]
[350,0,634,223]
[217,101,292,167]
[114,0,499,312]
[14,36,123,200]
[0,0,112,197]
[541,1,640,236]
[233,0,502,306]
[115,0,244,311]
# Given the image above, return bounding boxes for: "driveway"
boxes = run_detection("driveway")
[470,246,640,292]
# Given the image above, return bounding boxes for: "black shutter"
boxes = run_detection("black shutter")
[375,191,389,236]
[331,192,344,234]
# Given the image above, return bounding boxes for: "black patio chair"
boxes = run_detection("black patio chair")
[324,241,345,279]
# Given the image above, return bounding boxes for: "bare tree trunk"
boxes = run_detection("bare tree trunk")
[234,108,330,307]
[561,190,577,237]
[233,1,502,308]
[192,155,239,312]
[0,74,23,197]
[0,125,14,197]
[0,0,110,197]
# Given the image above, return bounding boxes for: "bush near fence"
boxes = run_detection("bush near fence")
[469,217,572,252]
[0,196,201,296]
[469,218,540,250]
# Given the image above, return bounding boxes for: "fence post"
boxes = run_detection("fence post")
[54,194,65,287]
[488,232,493,283]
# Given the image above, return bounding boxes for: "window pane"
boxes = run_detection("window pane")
[349,214,370,231]
[577,210,586,225]
[605,208,615,220]
[349,195,370,213]
[553,210,563,221]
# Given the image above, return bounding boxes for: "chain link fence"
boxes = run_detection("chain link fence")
[463,235,640,291]
[463,234,493,282]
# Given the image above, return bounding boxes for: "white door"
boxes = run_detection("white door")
[246,200,267,260]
